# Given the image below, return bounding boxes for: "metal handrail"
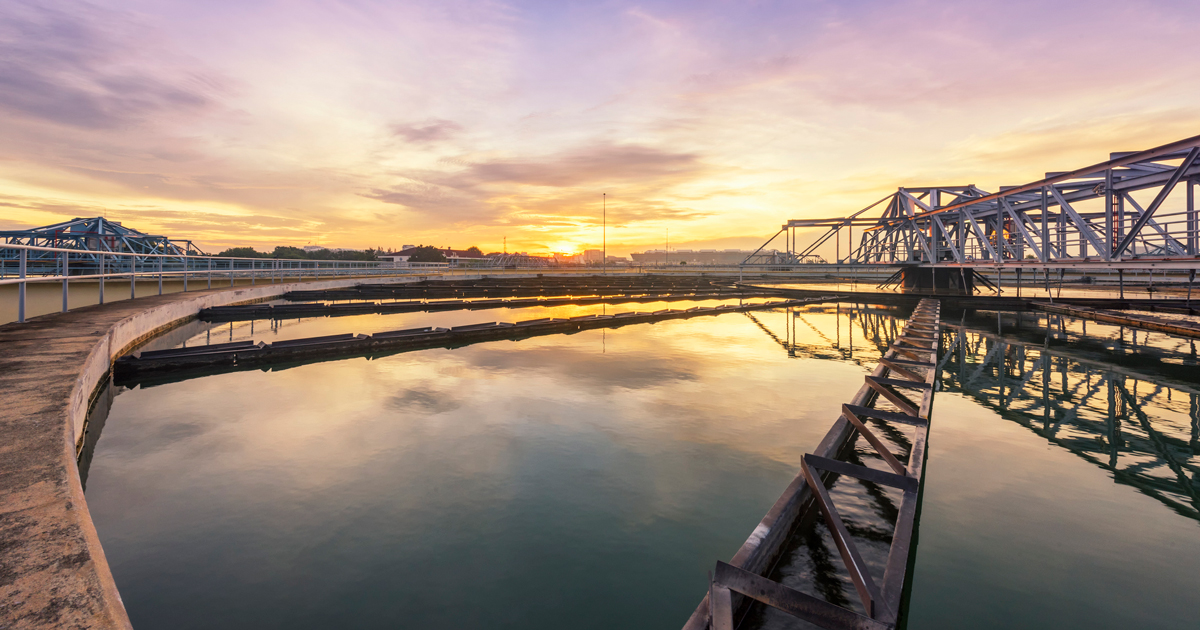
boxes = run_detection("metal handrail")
[0,242,426,323]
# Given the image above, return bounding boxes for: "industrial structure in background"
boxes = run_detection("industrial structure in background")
[0,217,205,272]
[753,135,1200,281]
[630,249,777,265]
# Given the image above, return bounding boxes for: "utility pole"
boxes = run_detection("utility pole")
[603,193,607,275]
[665,228,669,266]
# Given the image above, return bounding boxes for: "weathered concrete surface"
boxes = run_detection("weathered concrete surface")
[0,275,441,629]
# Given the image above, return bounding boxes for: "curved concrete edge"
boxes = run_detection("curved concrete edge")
[0,274,453,629]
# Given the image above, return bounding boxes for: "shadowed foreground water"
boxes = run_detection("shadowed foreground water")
[84,303,1200,629]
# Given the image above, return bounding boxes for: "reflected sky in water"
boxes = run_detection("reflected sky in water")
[87,303,869,629]
[85,302,1200,629]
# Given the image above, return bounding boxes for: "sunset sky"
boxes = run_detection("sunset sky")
[2,0,1198,256]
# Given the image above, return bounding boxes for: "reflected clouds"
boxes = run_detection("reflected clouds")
[461,341,700,391]
[388,387,463,415]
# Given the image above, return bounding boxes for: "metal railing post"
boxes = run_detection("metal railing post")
[131,255,137,299]
[17,248,26,323]
[99,253,105,304]
[62,253,69,312]
[183,255,188,292]
[230,259,235,287]
[251,259,256,285]
[208,257,212,289]
[158,254,163,295]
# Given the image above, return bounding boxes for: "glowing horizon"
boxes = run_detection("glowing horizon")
[2,0,1198,258]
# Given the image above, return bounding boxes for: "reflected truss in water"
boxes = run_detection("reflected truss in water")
[939,324,1200,521]
[738,304,1200,629]
[754,304,1200,523]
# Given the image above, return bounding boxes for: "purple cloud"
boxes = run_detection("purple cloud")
[391,119,464,143]
[0,1,222,130]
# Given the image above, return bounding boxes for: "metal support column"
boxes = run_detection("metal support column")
[1041,187,1049,262]
[1189,178,1197,255]
[17,249,26,323]
[1117,194,1125,249]
[61,253,69,313]
[1105,168,1114,258]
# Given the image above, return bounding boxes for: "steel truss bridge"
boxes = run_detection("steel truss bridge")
[760,135,1200,271]
[0,216,204,264]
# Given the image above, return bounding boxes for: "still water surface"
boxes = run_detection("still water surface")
[84,302,1200,629]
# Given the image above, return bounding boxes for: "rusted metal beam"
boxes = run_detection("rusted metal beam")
[877,358,929,381]
[842,404,928,427]
[805,453,917,492]
[865,377,920,416]
[840,405,909,476]
[713,562,891,630]
[709,582,734,630]
[801,458,885,618]
[880,358,934,368]
[687,299,941,630]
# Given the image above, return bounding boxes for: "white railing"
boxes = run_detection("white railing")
[1,244,891,324]
[0,243,432,323]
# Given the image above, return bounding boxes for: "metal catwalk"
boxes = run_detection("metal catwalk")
[759,135,1200,271]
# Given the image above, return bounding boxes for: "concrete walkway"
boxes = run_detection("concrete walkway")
[0,276,435,629]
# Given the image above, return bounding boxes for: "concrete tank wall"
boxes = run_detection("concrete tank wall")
[0,274,463,629]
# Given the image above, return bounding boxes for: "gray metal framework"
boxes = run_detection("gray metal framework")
[1,217,203,263]
[772,135,1200,270]
[486,253,553,268]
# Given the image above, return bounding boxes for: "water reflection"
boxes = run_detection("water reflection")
[85,306,873,630]
[83,300,1200,630]
[753,303,1200,521]
[936,323,1200,520]
[740,303,1200,630]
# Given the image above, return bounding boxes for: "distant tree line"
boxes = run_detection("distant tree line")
[215,246,381,261]
[403,245,446,262]
[214,244,487,262]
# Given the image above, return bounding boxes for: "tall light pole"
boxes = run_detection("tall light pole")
[602,193,606,275]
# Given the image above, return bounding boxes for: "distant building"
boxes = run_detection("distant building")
[303,245,361,253]
[628,249,772,265]
[580,249,604,264]
[378,246,488,268]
